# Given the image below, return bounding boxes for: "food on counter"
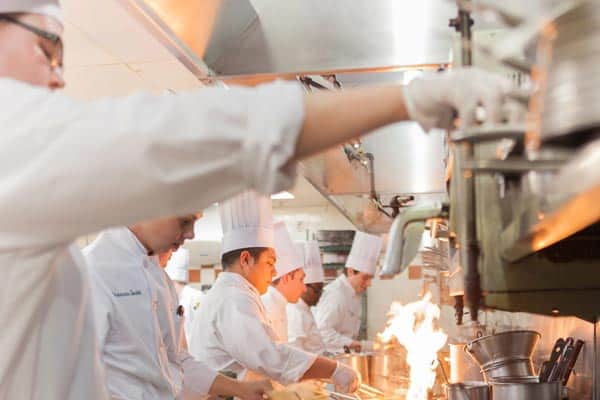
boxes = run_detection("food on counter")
[270,382,329,400]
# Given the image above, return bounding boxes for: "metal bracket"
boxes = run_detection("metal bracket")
[464,158,564,174]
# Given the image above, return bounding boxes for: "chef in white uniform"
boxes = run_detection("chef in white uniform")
[84,214,272,400]
[314,232,383,354]
[189,191,359,392]
[164,248,205,344]
[261,221,306,342]
[288,241,327,354]
[0,1,514,397]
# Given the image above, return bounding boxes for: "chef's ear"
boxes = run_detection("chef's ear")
[239,250,255,270]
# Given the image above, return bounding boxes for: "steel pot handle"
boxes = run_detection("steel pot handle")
[465,343,473,353]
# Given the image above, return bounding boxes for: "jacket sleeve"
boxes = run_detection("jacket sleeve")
[0,79,304,248]
[162,270,218,397]
[314,292,354,352]
[179,348,219,397]
[216,293,317,384]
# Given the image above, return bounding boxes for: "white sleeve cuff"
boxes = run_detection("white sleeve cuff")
[279,344,318,384]
[181,356,220,395]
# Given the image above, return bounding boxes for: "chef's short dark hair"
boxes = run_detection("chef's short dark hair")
[343,268,360,276]
[271,268,302,286]
[221,247,269,269]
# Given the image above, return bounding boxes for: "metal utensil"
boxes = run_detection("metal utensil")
[328,390,359,400]
[538,362,555,383]
[438,358,450,385]
[539,338,566,382]
[358,384,384,397]
[549,338,575,382]
[562,339,584,386]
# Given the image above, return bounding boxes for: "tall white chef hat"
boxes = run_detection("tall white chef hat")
[165,248,190,283]
[298,241,324,284]
[273,221,304,280]
[0,0,62,23]
[345,231,383,275]
[220,191,274,254]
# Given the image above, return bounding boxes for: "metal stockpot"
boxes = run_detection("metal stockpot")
[491,381,560,400]
[369,349,409,393]
[335,353,371,385]
[446,382,490,400]
[450,343,483,383]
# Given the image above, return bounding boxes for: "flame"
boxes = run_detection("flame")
[378,293,447,400]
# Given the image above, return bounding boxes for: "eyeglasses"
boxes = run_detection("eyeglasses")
[0,15,63,70]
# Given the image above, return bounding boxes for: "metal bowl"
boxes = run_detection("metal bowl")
[489,376,539,384]
[465,330,540,369]
[482,358,536,381]
[446,382,490,400]
[491,381,560,400]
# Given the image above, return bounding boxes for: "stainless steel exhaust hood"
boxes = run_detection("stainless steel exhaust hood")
[120,0,456,78]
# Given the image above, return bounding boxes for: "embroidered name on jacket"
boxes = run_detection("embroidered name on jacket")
[112,289,143,297]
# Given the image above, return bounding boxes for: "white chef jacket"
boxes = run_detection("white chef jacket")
[188,272,316,384]
[0,77,304,400]
[179,285,204,344]
[314,275,362,353]
[287,299,326,354]
[83,227,217,400]
[261,286,289,341]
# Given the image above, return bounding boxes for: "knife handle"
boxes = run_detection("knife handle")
[549,338,566,363]
[539,361,554,382]
[562,340,585,386]
[551,345,574,382]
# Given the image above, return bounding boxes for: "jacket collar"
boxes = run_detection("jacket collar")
[266,286,287,309]
[97,227,156,268]
[216,271,260,296]
[123,228,150,257]
[338,274,358,297]
[295,298,310,311]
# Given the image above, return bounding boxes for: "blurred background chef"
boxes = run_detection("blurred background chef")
[314,232,383,354]
[84,214,271,400]
[189,191,359,393]
[164,247,205,344]
[0,1,513,398]
[261,221,307,342]
[287,241,327,354]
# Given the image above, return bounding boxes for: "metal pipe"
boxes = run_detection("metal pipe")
[458,9,473,66]
[595,316,598,400]
[452,1,481,323]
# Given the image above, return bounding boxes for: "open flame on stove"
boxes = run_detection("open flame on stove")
[378,292,447,400]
